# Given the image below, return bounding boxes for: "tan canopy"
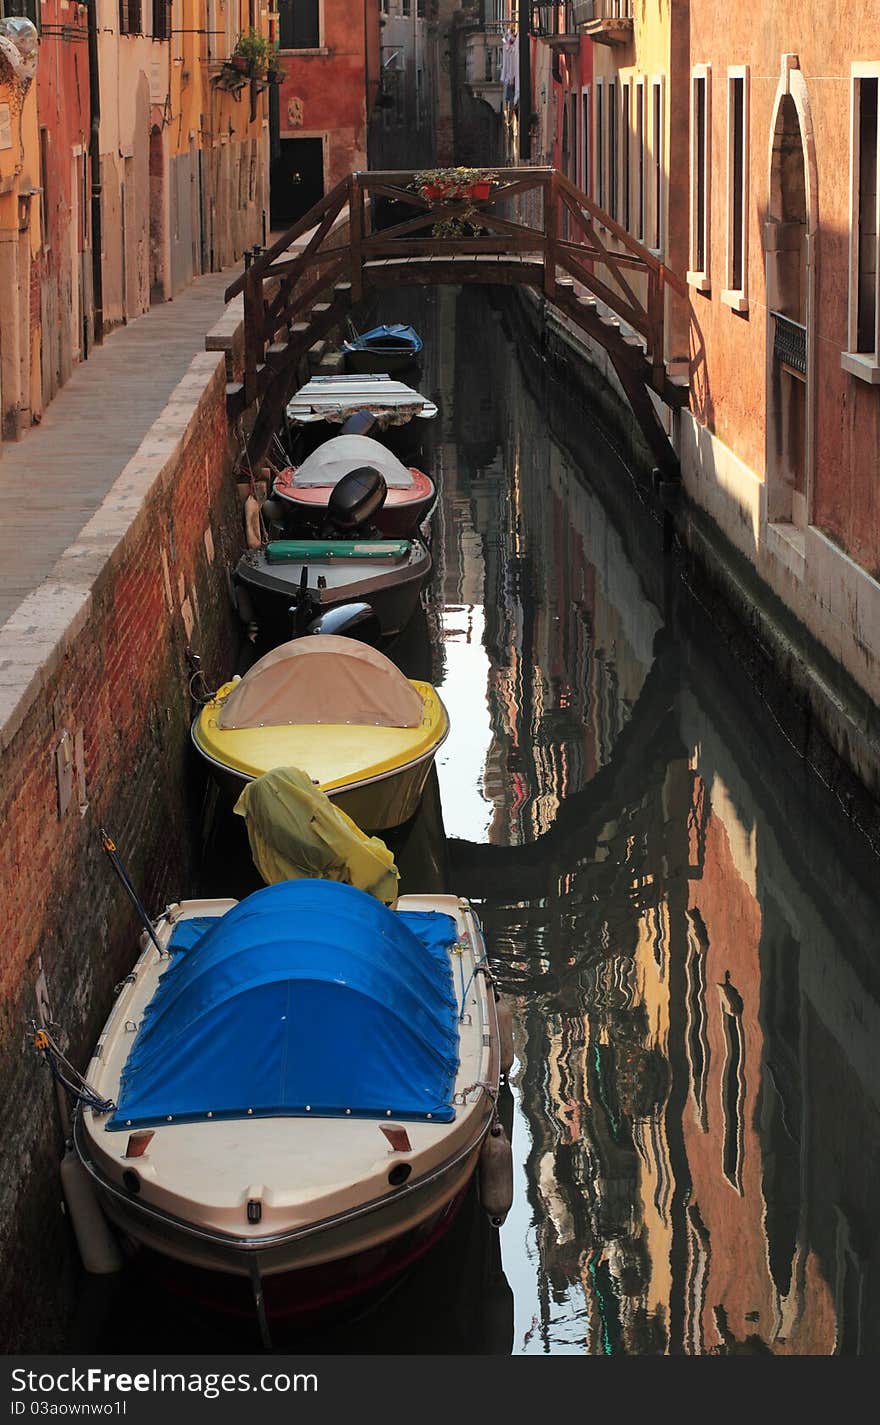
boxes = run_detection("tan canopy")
[217,634,425,730]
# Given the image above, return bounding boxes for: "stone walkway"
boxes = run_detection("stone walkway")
[0,270,236,627]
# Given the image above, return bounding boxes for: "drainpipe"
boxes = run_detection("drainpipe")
[518,0,531,161]
[86,0,103,345]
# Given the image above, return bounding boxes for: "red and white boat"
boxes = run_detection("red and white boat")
[272,432,436,539]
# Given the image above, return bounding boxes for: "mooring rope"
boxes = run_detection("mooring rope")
[31,1024,115,1115]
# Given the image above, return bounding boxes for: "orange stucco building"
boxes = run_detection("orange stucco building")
[518,3,880,795]
[270,0,380,231]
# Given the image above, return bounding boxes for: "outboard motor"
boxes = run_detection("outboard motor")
[307,602,383,647]
[321,465,387,538]
[289,567,383,647]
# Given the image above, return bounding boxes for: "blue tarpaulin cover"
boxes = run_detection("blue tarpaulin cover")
[108,879,459,1130]
[346,324,423,355]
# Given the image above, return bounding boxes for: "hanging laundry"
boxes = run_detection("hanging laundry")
[501,29,518,107]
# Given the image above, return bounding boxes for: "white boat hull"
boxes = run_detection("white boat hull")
[74,894,501,1311]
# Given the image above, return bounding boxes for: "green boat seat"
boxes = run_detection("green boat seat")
[266,539,411,564]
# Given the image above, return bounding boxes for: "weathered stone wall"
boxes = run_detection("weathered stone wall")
[0,350,242,1350]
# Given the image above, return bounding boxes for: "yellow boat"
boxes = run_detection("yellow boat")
[192,635,449,831]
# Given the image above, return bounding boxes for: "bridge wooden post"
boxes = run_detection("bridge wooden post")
[243,265,262,407]
[349,174,364,305]
[543,172,557,303]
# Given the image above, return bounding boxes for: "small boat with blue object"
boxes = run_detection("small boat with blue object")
[342,322,423,374]
[72,878,508,1328]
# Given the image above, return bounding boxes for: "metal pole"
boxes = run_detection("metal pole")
[99,830,169,959]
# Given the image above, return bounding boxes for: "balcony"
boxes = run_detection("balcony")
[465,22,506,113]
[571,0,634,46]
[772,311,807,378]
[530,4,580,52]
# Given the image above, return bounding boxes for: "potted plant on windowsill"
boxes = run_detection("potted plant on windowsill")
[230,28,272,80]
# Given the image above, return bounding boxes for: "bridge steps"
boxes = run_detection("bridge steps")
[226,167,691,474]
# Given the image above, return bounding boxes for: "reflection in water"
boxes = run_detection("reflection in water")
[69,283,880,1356]
[422,284,880,1355]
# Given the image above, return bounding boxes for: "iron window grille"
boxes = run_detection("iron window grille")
[772,311,807,375]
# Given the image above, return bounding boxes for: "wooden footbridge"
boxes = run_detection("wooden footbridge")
[225,167,689,477]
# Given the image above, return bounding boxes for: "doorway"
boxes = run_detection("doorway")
[764,69,816,532]
[270,136,324,232]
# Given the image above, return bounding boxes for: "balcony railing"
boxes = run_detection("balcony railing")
[571,0,634,21]
[570,0,634,44]
[465,28,504,89]
[772,311,807,376]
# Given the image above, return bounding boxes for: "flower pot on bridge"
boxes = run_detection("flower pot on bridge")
[411,168,496,204]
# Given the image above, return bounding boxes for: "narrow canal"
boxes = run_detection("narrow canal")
[69,283,880,1355]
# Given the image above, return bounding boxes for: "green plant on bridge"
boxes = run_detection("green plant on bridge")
[409,167,496,239]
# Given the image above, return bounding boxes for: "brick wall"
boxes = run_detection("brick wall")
[0,353,243,1350]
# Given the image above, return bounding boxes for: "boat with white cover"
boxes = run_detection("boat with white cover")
[272,432,436,538]
[285,373,437,430]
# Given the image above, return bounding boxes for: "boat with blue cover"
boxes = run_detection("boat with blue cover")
[342,322,423,374]
[73,879,506,1324]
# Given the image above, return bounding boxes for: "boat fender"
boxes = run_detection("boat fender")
[60,1143,124,1274]
[260,496,287,538]
[244,494,264,549]
[495,992,514,1076]
[478,1122,513,1228]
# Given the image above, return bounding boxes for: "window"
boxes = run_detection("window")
[856,79,878,350]
[685,910,710,1131]
[279,0,319,50]
[724,68,749,309]
[152,0,170,40]
[651,77,663,251]
[635,78,645,241]
[0,0,38,25]
[688,65,711,289]
[595,80,605,208]
[580,86,590,195]
[119,0,143,35]
[39,127,49,249]
[608,80,618,220]
[622,81,631,232]
[843,68,880,380]
[719,973,744,1193]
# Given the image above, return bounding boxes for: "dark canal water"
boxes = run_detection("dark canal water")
[71,284,880,1356]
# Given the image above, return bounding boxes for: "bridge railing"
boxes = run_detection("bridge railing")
[226,168,688,409]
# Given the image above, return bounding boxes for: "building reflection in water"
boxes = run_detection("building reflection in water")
[428,284,880,1355]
